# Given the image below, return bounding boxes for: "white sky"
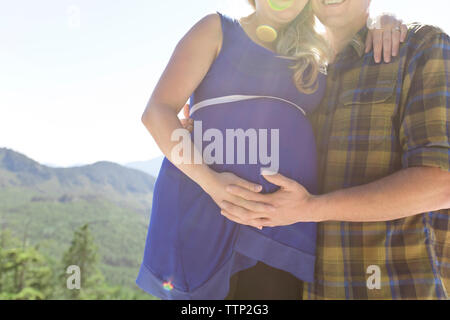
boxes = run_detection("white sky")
[1,0,449,167]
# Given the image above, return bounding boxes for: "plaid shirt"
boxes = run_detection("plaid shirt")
[304,24,450,300]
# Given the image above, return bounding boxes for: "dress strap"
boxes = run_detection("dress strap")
[216,11,242,50]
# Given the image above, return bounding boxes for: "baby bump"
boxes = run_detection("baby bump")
[190,99,318,194]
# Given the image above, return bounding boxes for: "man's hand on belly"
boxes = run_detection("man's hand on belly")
[221,170,323,228]
[222,167,450,226]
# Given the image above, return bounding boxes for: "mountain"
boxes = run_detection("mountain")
[0,148,156,213]
[0,148,157,295]
[125,156,164,178]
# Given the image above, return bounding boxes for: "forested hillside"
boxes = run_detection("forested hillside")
[0,148,157,299]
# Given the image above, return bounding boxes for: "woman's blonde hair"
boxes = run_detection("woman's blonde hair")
[247,0,330,93]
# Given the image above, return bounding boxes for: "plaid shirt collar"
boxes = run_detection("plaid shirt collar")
[335,26,369,62]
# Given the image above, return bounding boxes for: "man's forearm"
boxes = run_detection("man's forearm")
[311,167,450,222]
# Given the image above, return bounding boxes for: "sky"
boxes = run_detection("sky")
[1,0,449,167]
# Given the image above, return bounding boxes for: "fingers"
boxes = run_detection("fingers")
[180,118,193,132]
[258,219,274,228]
[183,103,190,118]
[369,14,408,63]
[180,103,193,131]
[383,28,392,63]
[222,194,276,215]
[391,20,408,57]
[180,118,192,128]
[235,177,263,193]
[261,171,296,189]
[220,208,258,229]
[392,27,401,57]
[400,24,408,42]
[372,29,383,64]
[365,31,373,54]
[371,13,393,63]
[220,207,266,230]
[226,185,270,203]
[220,200,270,219]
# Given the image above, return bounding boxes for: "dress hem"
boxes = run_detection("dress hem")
[135,251,257,300]
[136,227,316,299]
[234,226,316,283]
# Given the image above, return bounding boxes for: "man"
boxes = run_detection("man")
[215,0,450,299]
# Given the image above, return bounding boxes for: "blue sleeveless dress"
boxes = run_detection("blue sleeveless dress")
[136,13,326,300]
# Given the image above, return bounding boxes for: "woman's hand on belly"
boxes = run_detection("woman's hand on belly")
[221,171,324,228]
[202,171,277,230]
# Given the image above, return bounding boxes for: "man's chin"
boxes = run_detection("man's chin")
[318,17,353,30]
[313,0,370,30]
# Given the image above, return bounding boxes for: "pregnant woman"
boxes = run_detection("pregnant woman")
[137,0,404,300]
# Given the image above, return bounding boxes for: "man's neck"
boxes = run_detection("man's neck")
[326,17,368,61]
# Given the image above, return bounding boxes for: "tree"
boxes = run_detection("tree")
[0,228,52,300]
[59,223,121,299]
